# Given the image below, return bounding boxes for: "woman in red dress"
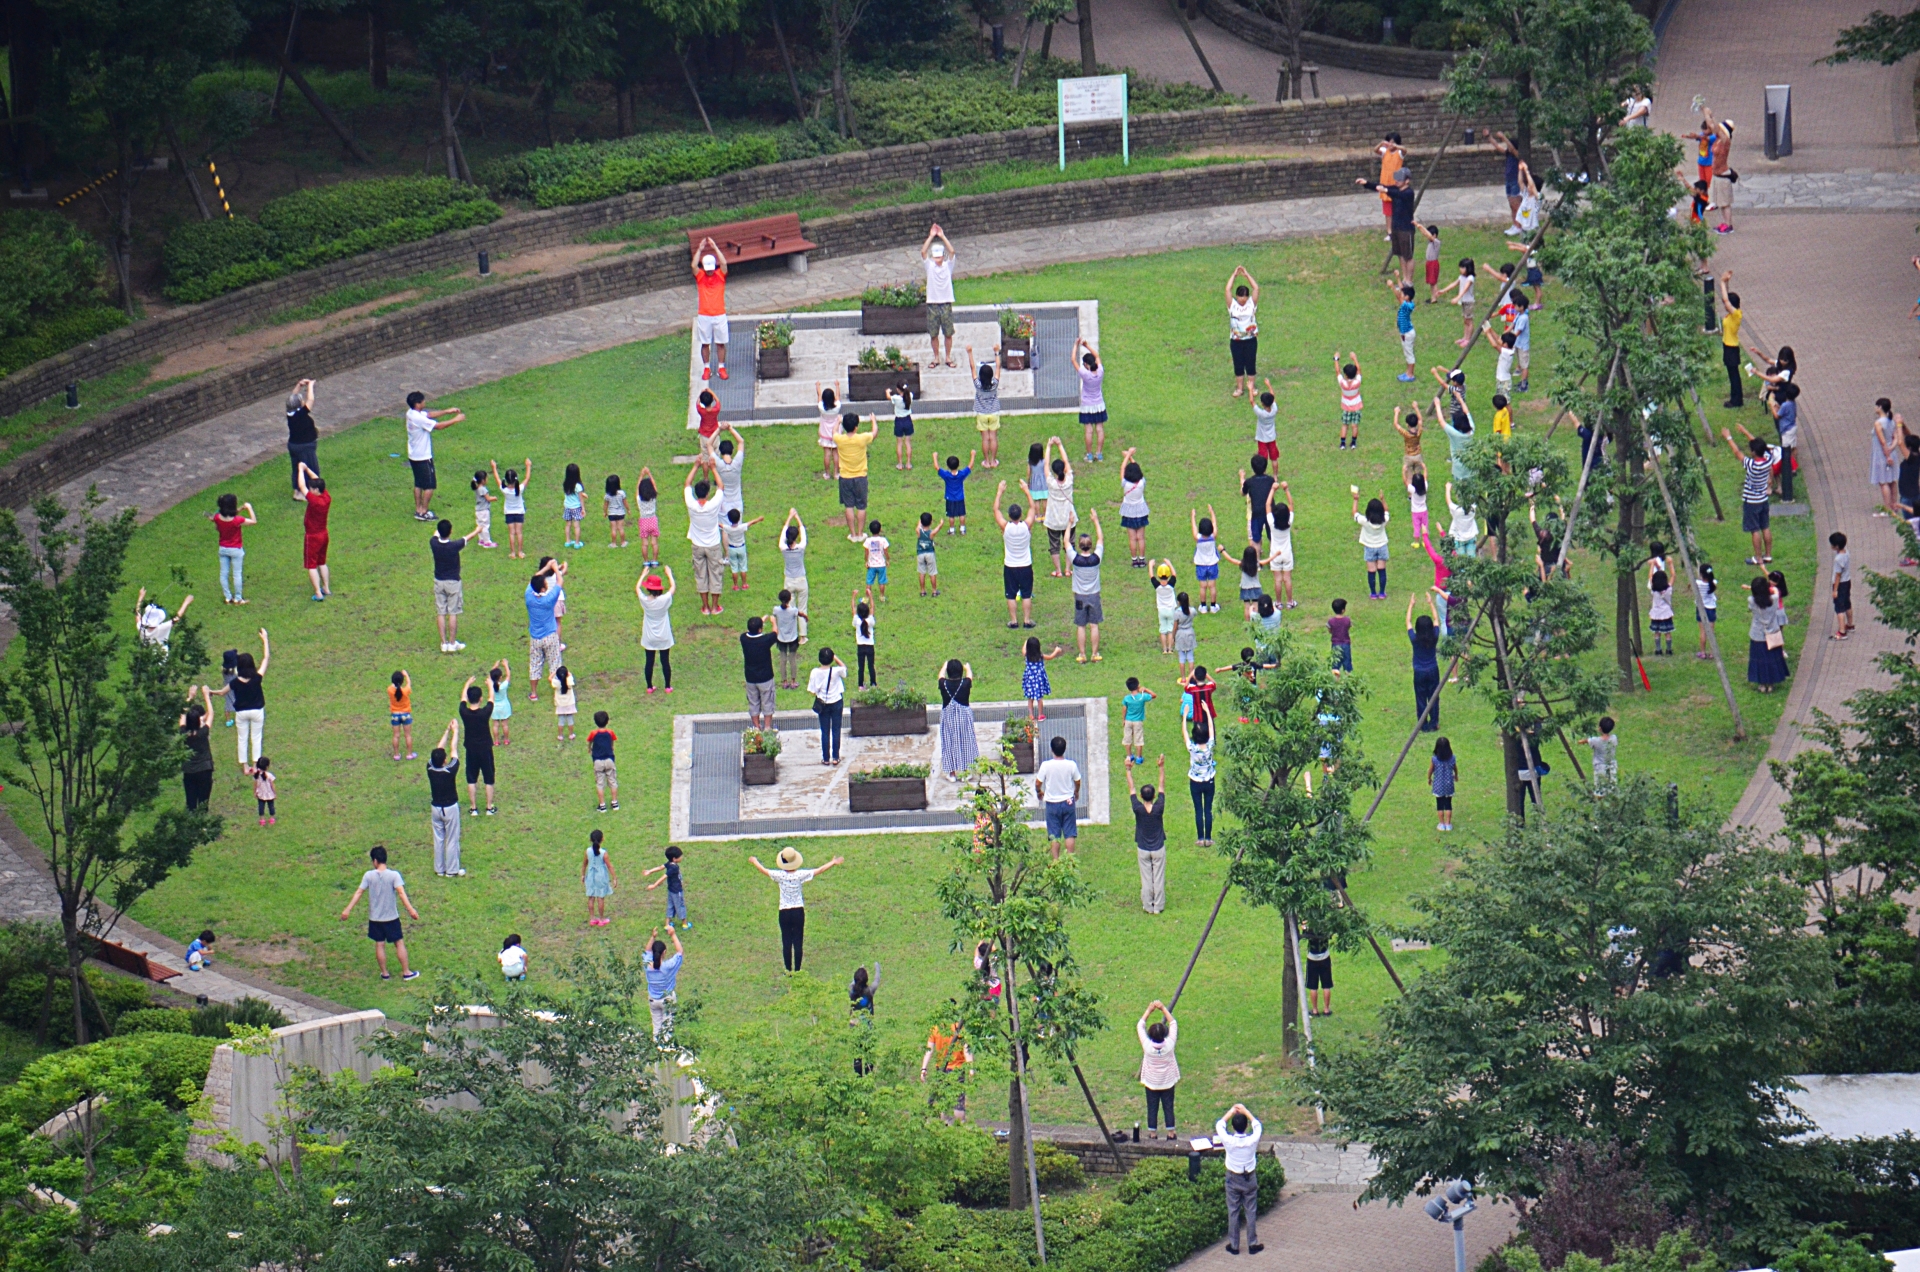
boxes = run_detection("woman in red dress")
[297,462,331,600]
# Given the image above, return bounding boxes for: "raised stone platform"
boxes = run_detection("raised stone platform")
[668,697,1110,842]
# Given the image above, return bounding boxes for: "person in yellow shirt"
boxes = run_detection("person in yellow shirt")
[1716,269,1744,407]
[833,413,880,542]
[1491,393,1513,441]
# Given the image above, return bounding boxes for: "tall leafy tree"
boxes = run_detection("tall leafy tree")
[37,0,246,312]
[817,0,872,138]
[508,0,616,146]
[1827,7,1920,64]
[1314,778,1831,1214]
[0,499,221,1045]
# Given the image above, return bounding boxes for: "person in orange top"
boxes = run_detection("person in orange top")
[1376,134,1405,227]
[692,235,730,381]
[920,1012,972,1121]
[387,669,414,761]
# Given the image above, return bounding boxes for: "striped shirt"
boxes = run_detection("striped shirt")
[1741,455,1773,504]
[1338,374,1363,412]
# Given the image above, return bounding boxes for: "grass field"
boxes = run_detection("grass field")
[14,228,1809,1127]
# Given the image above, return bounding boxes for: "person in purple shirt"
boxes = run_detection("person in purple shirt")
[525,558,567,701]
[1075,338,1107,462]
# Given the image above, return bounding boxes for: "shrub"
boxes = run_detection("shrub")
[0,304,128,377]
[862,280,925,308]
[854,683,927,711]
[951,1138,1086,1205]
[1520,1141,1683,1269]
[851,762,931,782]
[856,344,913,371]
[998,308,1035,340]
[742,727,782,757]
[0,209,111,341]
[114,1007,194,1035]
[0,1032,217,1127]
[477,131,789,208]
[1411,17,1464,48]
[1,966,161,1044]
[1322,1,1385,42]
[756,319,794,350]
[189,995,288,1037]
[847,61,1226,149]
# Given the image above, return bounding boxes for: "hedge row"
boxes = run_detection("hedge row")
[476,127,825,208]
[844,63,1222,148]
[163,177,501,303]
[0,1033,217,1130]
[0,305,127,379]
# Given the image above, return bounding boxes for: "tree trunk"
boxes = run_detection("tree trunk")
[1009,1071,1030,1210]
[1040,21,1053,60]
[1285,27,1304,99]
[1514,70,1534,166]
[65,933,91,1045]
[767,1,806,121]
[110,156,134,318]
[675,45,715,135]
[1281,910,1301,1061]
[1077,0,1097,75]
[1010,18,1037,91]
[272,2,305,121]
[1503,727,1527,821]
[162,114,214,221]
[35,971,55,1046]
[616,83,634,137]
[280,54,374,163]
[827,6,853,139]
[439,76,461,181]
[369,3,389,89]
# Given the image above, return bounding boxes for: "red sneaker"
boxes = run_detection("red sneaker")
[700,366,711,380]
[717,367,729,380]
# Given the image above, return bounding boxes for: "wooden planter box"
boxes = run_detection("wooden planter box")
[757,346,791,379]
[1007,738,1036,774]
[850,704,929,737]
[849,777,929,812]
[741,753,778,785]
[1000,336,1032,371]
[846,366,920,403]
[861,302,928,335]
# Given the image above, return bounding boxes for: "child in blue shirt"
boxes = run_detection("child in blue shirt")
[1388,280,1417,381]
[644,845,690,929]
[940,450,975,534]
[186,929,215,971]
[1121,676,1155,766]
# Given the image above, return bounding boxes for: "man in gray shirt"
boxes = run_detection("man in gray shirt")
[339,844,421,980]
[1126,755,1168,914]
[1071,510,1105,663]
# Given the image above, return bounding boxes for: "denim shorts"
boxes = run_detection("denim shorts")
[1045,800,1077,839]
[1364,544,1390,563]
[1194,563,1220,582]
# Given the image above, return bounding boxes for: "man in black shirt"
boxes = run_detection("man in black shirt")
[458,679,496,816]
[1125,755,1168,914]
[740,615,779,729]
[427,720,464,876]
[1355,168,1417,285]
[286,379,320,498]
[1239,456,1277,545]
[430,519,482,654]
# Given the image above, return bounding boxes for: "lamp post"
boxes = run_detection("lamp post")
[1423,1180,1476,1272]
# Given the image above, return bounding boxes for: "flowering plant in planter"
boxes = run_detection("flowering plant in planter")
[856,344,912,372]
[862,280,925,308]
[850,762,931,783]
[742,727,782,757]
[997,308,1036,341]
[855,683,927,711]
[1001,716,1037,743]
[756,319,794,350]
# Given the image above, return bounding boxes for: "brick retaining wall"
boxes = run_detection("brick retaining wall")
[0,144,1500,509]
[0,90,1470,418]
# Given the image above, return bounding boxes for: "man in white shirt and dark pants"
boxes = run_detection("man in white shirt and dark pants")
[1034,734,1082,858]
[403,390,463,521]
[1216,1102,1265,1255]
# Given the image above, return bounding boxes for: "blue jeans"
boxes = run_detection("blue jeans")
[666,889,687,921]
[218,546,245,601]
[1190,779,1215,840]
[1332,643,1352,672]
[815,700,843,761]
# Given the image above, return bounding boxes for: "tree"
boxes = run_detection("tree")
[1314,778,1831,1215]
[1253,0,1326,100]
[1446,431,1611,818]
[1538,127,1717,696]
[1010,0,1073,91]
[0,499,221,1046]
[818,0,872,138]
[1827,7,1920,64]
[38,0,246,313]
[510,0,617,146]
[1216,623,1373,1056]
[936,755,1102,1240]
[402,0,488,181]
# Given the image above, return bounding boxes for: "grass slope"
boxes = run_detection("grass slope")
[21,229,1806,1125]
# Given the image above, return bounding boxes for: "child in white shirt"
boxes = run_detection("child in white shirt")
[499,933,528,981]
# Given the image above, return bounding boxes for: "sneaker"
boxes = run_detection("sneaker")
[268,816,276,825]
[598,803,608,812]
[402,970,420,980]
[700,366,711,380]
[440,643,451,653]
[1715,223,1732,234]
[486,806,497,816]
[381,972,392,979]
[718,367,729,380]
[452,641,466,651]
[453,868,467,876]
[1248,1245,1264,1255]
[611,801,621,810]
[1504,225,1523,236]
[1397,372,1416,381]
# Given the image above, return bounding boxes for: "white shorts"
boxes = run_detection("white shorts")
[1272,546,1294,573]
[694,313,730,346]
[1400,329,1416,362]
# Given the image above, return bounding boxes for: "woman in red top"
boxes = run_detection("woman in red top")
[297,462,332,600]
[209,493,257,604]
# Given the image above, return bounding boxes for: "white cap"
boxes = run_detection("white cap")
[701,254,717,271]
[931,243,946,259]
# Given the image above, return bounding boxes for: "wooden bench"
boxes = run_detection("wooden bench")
[687,213,817,275]
[88,937,180,983]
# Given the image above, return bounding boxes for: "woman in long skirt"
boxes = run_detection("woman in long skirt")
[937,658,979,779]
[1746,576,1789,692]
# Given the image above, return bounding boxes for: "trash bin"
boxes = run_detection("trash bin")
[1764,84,1793,159]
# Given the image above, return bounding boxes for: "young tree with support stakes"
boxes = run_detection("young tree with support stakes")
[1445,433,1611,820]
[0,499,222,1045]
[936,754,1103,1246]
[1216,624,1374,1060]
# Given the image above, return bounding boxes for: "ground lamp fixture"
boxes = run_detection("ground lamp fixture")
[1424,1179,1476,1272]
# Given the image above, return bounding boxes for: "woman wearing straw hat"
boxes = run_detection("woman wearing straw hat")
[749,847,844,971]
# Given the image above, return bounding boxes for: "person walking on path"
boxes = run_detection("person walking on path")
[339,844,420,981]
[922,223,957,368]
[525,558,568,695]
[937,658,978,779]
[742,615,779,728]
[404,391,462,521]
[1127,755,1168,914]
[1355,168,1417,285]
[1723,428,1776,564]
[458,677,497,815]
[750,847,844,972]
[691,235,730,380]
[583,829,615,926]
[808,648,847,764]
[1747,576,1789,693]
[835,413,880,543]
[1408,591,1442,730]
[1217,1102,1265,1256]
[645,927,683,1036]
[285,378,320,497]
[1225,266,1261,397]
[1138,1000,1180,1139]
[994,482,1036,628]
[1872,399,1905,519]
[1035,734,1082,859]
[426,720,463,877]
[684,462,726,616]
[638,568,677,694]
[231,631,270,768]
[209,493,256,605]
[296,463,331,601]
[430,518,480,653]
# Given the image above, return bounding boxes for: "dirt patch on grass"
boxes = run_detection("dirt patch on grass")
[222,937,312,967]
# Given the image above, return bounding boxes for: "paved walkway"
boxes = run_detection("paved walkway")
[1177,1190,1516,1271]
[1099,0,1427,103]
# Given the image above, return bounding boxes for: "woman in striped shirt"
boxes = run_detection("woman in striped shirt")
[1722,429,1775,564]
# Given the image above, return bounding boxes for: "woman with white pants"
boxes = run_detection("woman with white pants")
[231,629,270,767]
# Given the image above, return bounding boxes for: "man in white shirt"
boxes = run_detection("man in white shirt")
[684,461,726,616]
[993,480,1035,628]
[922,222,957,368]
[1215,1103,1265,1255]
[1034,734,1082,858]
[403,390,464,521]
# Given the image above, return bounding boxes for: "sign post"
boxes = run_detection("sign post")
[1057,73,1128,171]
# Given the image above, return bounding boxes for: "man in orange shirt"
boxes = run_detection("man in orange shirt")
[920,1013,972,1121]
[692,235,730,381]
[1376,134,1404,229]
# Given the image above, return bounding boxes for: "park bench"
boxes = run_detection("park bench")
[88,936,180,983]
[686,213,817,274]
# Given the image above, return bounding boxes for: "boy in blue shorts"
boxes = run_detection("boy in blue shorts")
[863,519,891,600]
[941,450,975,534]
[644,845,690,930]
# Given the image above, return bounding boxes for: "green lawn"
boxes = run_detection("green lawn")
[19,229,1807,1127]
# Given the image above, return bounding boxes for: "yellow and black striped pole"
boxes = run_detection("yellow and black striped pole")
[206,158,233,218]
[55,169,118,208]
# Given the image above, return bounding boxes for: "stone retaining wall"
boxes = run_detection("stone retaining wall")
[0,90,1465,418]
[0,144,1500,510]
[1199,0,1459,79]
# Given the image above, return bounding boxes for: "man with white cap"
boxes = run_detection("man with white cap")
[749,846,844,972]
[691,235,730,381]
[922,223,957,369]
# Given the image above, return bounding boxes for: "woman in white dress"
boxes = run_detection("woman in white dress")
[636,566,677,693]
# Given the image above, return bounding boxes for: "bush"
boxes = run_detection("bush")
[0,209,110,341]
[847,60,1226,149]
[163,177,500,303]
[951,1138,1086,1206]
[851,762,932,782]
[189,995,288,1037]
[0,304,128,377]
[0,1032,217,1127]
[854,683,927,710]
[1411,17,1464,48]
[1322,1,1385,41]
[862,280,925,308]
[0,966,161,1045]
[115,1007,194,1035]
[477,131,790,208]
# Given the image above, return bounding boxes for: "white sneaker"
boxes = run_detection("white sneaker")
[452,641,466,651]
[440,642,452,653]
[1504,225,1523,236]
